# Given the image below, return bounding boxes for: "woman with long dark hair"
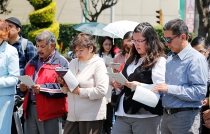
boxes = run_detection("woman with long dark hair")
[98,36,116,134]
[98,36,115,59]
[112,22,166,134]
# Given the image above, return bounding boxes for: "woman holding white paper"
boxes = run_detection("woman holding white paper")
[57,33,109,134]
[0,19,19,134]
[98,36,116,134]
[112,22,166,134]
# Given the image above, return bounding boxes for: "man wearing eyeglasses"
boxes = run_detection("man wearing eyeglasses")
[152,19,208,134]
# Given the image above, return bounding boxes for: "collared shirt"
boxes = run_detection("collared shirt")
[11,36,37,75]
[162,44,208,108]
[30,50,56,101]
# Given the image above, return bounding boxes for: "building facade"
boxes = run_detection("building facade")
[0,0,181,26]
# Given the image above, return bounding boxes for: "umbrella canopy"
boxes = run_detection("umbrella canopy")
[103,20,139,39]
[73,22,119,38]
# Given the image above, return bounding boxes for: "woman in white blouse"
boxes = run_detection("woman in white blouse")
[98,37,115,134]
[112,22,166,134]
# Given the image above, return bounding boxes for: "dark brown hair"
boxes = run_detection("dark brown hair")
[126,22,166,68]
[98,36,115,58]
[121,31,133,55]
[164,18,189,40]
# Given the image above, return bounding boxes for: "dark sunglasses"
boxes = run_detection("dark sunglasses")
[163,35,177,43]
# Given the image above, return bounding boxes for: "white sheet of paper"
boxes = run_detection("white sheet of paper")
[17,75,35,88]
[107,67,113,73]
[106,72,128,85]
[132,83,160,108]
[107,67,113,82]
[109,62,121,70]
[105,56,114,65]
[63,70,79,92]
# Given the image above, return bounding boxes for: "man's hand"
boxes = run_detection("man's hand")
[203,109,210,121]
[19,83,28,92]
[31,84,41,94]
[151,83,168,92]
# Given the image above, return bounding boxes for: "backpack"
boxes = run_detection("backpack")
[21,38,28,55]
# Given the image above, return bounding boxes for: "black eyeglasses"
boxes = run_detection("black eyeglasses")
[163,35,177,43]
[131,39,147,44]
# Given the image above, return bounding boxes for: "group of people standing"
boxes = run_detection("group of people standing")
[0,16,210,134]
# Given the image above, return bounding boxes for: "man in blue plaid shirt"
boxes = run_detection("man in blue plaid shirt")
[6,17,37,76]
[6,17,37,134]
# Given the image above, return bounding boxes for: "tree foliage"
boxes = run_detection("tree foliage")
[0,0,11,14]
[80,0,118,22]
[195,0,210,40]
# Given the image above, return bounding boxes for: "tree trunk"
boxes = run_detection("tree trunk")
[198,13,208,37]
[196,0,209,38]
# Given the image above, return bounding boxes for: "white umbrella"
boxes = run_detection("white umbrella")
[103,20,139,39]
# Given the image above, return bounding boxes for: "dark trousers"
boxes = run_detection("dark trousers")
[200,86,210,134]
[11,114,24,134]
[64,120,103,134]
[102,103,114,134]
[200,106,210,134]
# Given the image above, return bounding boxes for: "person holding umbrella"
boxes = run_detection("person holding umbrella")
[112,22,166,134]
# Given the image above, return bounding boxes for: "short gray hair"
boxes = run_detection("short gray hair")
[35,30,56,46]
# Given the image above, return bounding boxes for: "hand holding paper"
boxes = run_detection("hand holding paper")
[17,75,35,88]
[125,81,141,92]
[109,62,121,71]
[62,70,79,92]
[106,72,128,85]
[132,83,160,108]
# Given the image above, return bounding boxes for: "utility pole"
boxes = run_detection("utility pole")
[110,0,114,22]
[82,0,88,22]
